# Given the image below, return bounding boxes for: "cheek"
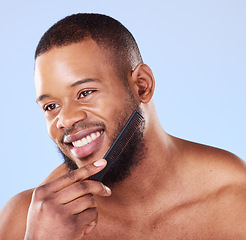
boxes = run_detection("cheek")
[93,91,126,120]
[45,118,60,144]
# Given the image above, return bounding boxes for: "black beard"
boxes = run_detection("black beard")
[58,108,145,187]
[101,115,145,187]
[60,150,78,171]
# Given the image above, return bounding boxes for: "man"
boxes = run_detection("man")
[0,13,246,239]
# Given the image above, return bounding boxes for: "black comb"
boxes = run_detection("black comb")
[90,110,144,182]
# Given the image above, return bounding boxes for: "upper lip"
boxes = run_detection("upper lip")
[63,127,104,144]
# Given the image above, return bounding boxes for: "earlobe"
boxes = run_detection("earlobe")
[131,63,155,103]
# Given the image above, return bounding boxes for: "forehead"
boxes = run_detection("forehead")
[34,40,116,96]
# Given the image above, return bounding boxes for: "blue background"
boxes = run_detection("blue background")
[1,0,245,209]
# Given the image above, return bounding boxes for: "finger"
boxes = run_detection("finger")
[43,159,107,193]
[58,180,111,204]
[63,194,97,215]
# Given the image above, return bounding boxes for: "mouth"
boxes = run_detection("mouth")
[63,128,105,159]
[71,130,103,147]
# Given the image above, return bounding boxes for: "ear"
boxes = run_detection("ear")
[130,63,155,103]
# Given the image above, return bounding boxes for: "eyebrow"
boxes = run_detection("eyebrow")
[36,78,101,103]
[36,94,50,103]
[70,78,101,88]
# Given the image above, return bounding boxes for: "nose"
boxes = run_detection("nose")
[56,105,87,129]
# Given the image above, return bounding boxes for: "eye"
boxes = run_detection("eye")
[79,90,95,98]
[43,103,59,112]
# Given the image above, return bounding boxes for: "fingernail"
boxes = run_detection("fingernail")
[105,186,111,194]
[93,159,106,167]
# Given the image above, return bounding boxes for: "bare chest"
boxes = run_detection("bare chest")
[83,222,230,240]
[83,202,244,240]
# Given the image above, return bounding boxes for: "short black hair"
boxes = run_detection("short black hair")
[35,13,143,78]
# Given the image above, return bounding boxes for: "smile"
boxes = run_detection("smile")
[72,130,103,148]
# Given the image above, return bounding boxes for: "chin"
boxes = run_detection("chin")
[57,148,78,170]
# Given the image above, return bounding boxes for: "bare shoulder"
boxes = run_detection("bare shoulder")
[182,139,246,181]
[179,138,246,199]
[189,140,246,192]
[0,163,69,239]
[183,140,246,231]
[0,189,34,240]
[173,139,246,236]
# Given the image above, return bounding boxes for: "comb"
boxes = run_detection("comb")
[90,110,144,182]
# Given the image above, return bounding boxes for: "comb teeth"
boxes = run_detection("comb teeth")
[90,110,144,182]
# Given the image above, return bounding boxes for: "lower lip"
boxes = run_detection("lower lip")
[69,133,104,159]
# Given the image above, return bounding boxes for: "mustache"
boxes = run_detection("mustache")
[61,121,106,143]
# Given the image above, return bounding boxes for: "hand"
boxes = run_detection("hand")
[24,159,111,240]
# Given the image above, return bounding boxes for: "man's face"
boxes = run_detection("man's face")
[34,40,140,171]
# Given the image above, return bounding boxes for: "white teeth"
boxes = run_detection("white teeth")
[82,138,87,146]
[91,133,96,140]
[86,135,92,143]
[72,131,103,148]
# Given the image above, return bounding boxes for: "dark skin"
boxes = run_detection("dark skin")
[1,39,246,239]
